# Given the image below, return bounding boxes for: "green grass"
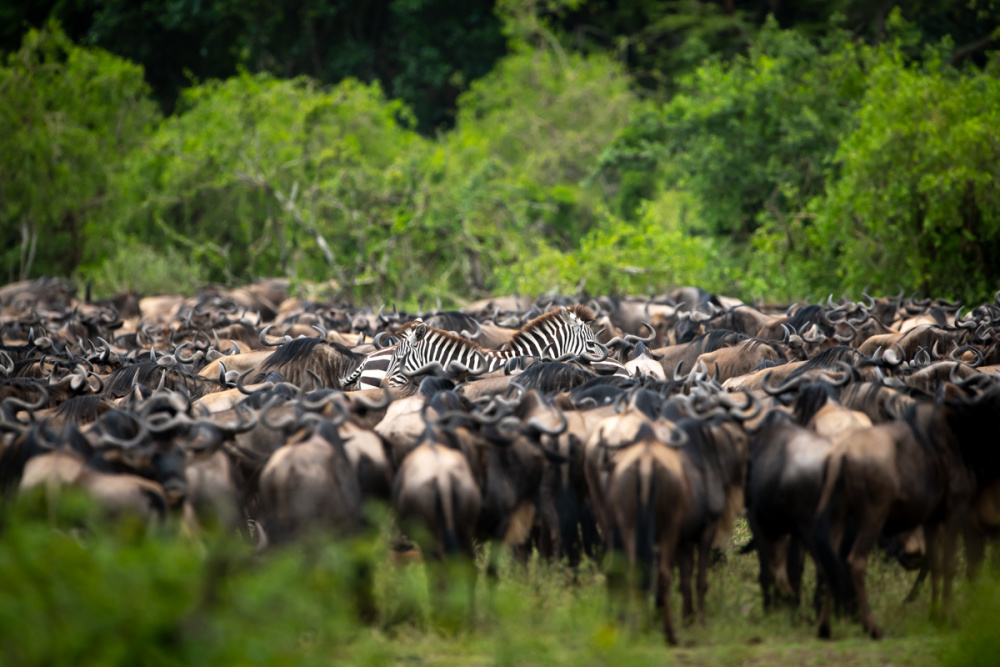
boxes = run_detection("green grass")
[1,494,990,666]
[365,519,954,666]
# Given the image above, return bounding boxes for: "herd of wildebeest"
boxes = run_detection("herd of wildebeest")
[2,277,999,644]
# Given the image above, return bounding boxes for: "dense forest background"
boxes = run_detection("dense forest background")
[1,0,999,305]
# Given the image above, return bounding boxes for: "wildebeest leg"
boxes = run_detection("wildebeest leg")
[904,561,929,603]
[787,538,805,607]
[754,536,776,611]
[940,519,961,622]
[677,544,695,623]
[845,508,889,639]
[816,582,833,639]
[964,522,986,581]
[696,529,713,626]
[924,522,942,612]
[605,525,634,631]
[659,525,681,645]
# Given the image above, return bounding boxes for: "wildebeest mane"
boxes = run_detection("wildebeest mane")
[54,394,112,424]
[260,337,326,370]
[786,304,827,332]
[691,330,748,356]
[516,362,595,393]
[786,346,863,382]
[791,382,839,426]
[104,363,217,398]
[423,311,482,335]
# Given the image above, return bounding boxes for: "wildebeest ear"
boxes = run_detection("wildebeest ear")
[415,324,428,340]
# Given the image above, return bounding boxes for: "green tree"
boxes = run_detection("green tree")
[0,22,159,282]
[90,71,423,300]
[809,34,1000,301]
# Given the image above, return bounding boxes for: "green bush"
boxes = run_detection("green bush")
[0,21,159,283]
[88,71,424,301]
[808,28,1000,302]
[504,190,723,296]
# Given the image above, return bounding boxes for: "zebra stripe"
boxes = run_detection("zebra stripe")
[385,328,489,387]
[341,345,396,390]
[382,306,623,386]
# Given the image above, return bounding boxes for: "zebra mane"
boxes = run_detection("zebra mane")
[393,321,486,351]
[507,305,596,347]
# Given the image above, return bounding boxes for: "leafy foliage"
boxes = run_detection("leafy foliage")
[808,32,1000,301]
[0,22,159,282]
[3,6,1000,304]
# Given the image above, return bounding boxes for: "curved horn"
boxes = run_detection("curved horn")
[623,321,656,344]
[261,396,298,431]
[352,388,394,411]
[460,319,483,340]
[723,389,762,421]
[372,331,395,349]
[98,413,149,448]
[673,360,686,382]
[761,370,801,396]
[236,367,274,395]
[581,341,609,363]
[0,351,14,377]
[3,381,50,412]
[259,324,290,347]
[950,344,984,368]
[527,409,568,436]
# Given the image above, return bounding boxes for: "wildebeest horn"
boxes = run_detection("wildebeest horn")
[722,389,762,421]
[949,344,984,368]
[372,331,394,349]
[259,324,291,347]
[673,360,686,382]
[146,410,192,434]
[833,319,857,343]
[236,367,274,395]
[99,413,149,448]
[299,388,343,412]
[624,321,656,344]
[2,384,50,415]
[861,289,876,310]
[761,370,800,396]
[352,388,394,412]
[581,342,609,363]
[306,369,325,391]
[211,401,260,436]
[604,335,626,348]
[311,324,329,340]
[460,319,483,340]
[0,351,13,377]
[174,341,202,364]
[261,396,298,431]
[527,409,568,436]
[504,355,532,375]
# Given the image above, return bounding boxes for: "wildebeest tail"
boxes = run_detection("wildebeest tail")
[433,473,460,557]
[812,453,851,602]
[556,481,581,564]
[635,456,657,593]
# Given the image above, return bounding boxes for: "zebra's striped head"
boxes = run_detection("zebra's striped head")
[552,306,601,357]
[383,322,428,387]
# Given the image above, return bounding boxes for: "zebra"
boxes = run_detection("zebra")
[380,306,628,388]
[340,344,396,390]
